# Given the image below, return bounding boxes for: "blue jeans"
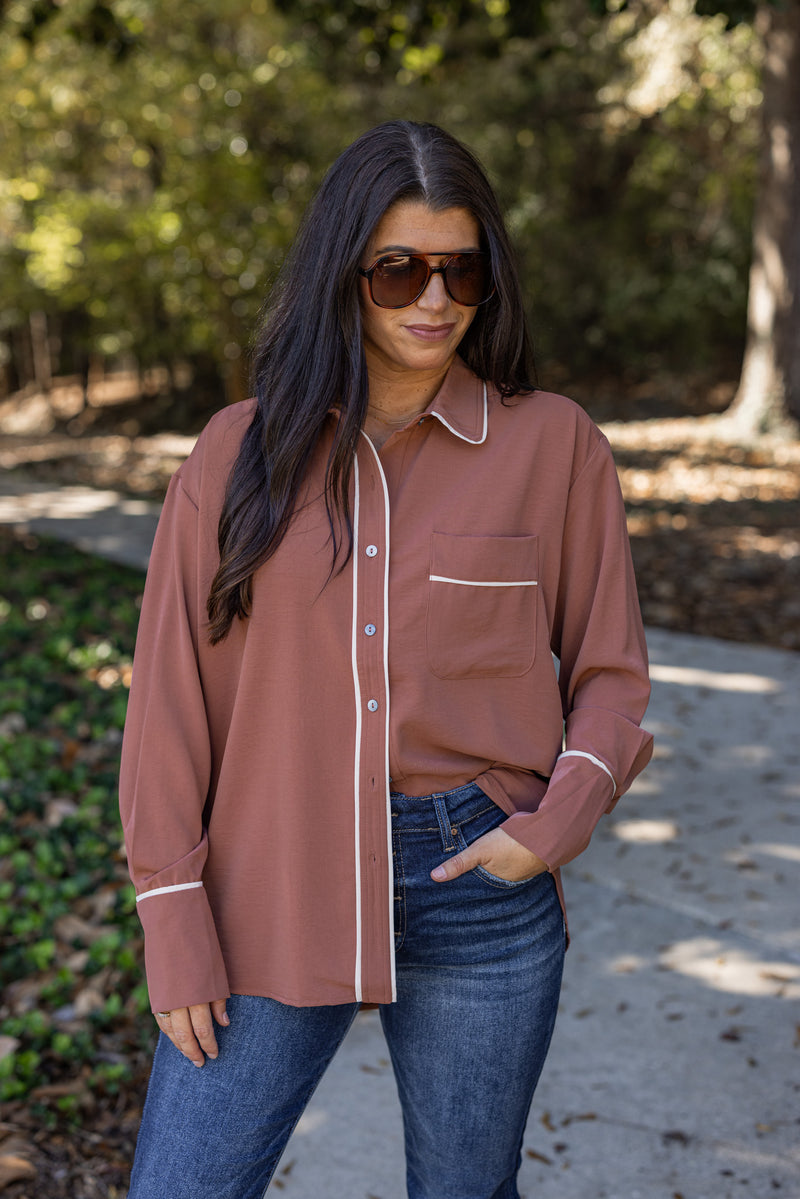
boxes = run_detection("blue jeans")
[128,783,565,1199]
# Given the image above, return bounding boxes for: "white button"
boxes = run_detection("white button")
[366,545,378,557]
[367,699,379,712]
[365,624,376,636]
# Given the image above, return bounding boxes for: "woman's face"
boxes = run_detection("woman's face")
[358,200,481,384]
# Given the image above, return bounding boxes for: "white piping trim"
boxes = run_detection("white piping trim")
[429,575,538,587]
[362,435,396,1002]
[136,881,203,903]
[350,455,363,1003]
[432,382,487,444]
[559,750,616,792]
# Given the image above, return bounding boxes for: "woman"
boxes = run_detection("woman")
[120,120,653,1199]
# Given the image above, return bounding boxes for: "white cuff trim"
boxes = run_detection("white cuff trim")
[559,750,616,792]
[136,881,204,903]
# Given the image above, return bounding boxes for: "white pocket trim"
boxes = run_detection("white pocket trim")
[429,575,538,587]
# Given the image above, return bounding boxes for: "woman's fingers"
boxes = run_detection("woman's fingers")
[155,1007,204,1067]
[155,1001,228,1066]
[431,827,547,883]
[211,998,230,1028]
[188,1003,220,1061]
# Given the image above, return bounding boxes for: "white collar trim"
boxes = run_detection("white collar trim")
[432,382,488,445]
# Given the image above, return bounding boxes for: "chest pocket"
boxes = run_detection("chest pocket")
[426,532,539,680]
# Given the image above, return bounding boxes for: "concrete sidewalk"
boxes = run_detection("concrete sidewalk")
[2,472,799,1198]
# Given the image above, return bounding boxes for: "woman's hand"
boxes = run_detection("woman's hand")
[154,1000,229,1067]
[431,827,547,883]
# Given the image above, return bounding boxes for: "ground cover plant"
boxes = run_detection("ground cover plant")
[0,528,151,1194]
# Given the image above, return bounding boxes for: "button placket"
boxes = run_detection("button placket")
[353,439,394,1001]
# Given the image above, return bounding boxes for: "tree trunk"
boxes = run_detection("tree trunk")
[29,310,52,394]
[726,2,800,437]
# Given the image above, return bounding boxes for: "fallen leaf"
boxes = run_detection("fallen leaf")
[29,1082,89,1101]
[662,1130,691,1146]
[524,1148,553,1165]
[0,1036,20,1063]
[53,913,113,946]
[0,1154,37,1186]
[0,1137,37,1189]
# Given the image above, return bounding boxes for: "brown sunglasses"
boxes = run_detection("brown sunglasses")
[358,252,495,309]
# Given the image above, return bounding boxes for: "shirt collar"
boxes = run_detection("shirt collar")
[328,356,489,444]
[426,356,488,445]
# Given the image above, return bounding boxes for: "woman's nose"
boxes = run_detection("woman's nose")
[417,270,449,311]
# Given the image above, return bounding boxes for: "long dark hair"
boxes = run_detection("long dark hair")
[207,120,536,643]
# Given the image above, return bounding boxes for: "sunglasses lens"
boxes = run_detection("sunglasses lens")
[445,254,493,305]
[371,256,430,307]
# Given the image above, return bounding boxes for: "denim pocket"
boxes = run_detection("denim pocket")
[452,792,539,890]
[469,862,537,889]
[426,532,539,680]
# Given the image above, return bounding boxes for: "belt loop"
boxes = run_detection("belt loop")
[432,793,456,852]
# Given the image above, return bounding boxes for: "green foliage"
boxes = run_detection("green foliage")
[0,0,761,391]
[694,0,758,26]
[0,528,149,1113]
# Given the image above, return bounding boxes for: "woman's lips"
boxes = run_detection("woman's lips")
[404,323,456,341]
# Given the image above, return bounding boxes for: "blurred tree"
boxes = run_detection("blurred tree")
[715,1,800,434]
[526,0,798,431]
[0,0,348,404]
[0,0,772,426]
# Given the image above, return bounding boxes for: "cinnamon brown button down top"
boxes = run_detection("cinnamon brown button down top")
[119,356,653,1015]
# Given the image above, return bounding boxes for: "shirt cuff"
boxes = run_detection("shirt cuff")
[500,750,615,870]
[136,883,230,1013]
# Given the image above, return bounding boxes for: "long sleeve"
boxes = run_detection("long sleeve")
[502,433,653,869]
[119,472,229,1013]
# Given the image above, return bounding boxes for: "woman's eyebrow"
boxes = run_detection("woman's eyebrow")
[373,243,481,254]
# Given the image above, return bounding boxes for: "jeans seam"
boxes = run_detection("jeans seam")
[393,830,407,951]
[459,801,498,830]
[432,793,456,851]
